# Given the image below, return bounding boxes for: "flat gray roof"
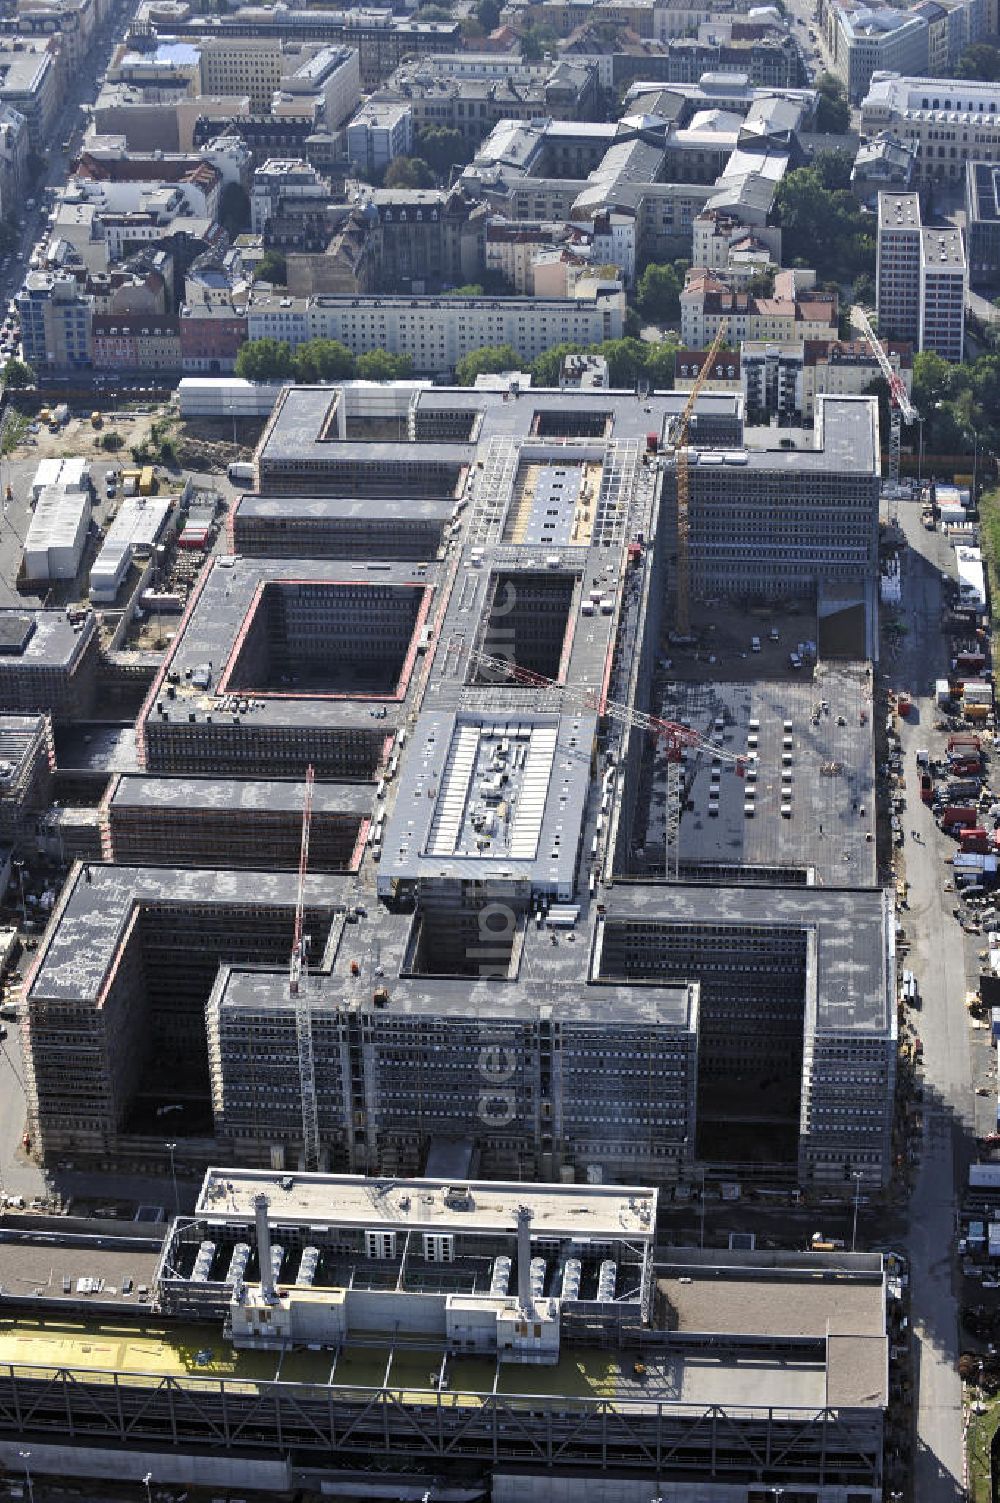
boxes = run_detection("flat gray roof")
[701,396,879,475]
[653,665,876,887]
[109,774,372,816]
[0,609,94,671]
[661,1269,883,1340]
[235,495,455,525]
[601,884,893,1035]
[0,1232,161,1307]
[381,709,592,892]
[258,388,473,474]
[145,555,437,733]
[196,1168,657,1239]
[27,863,353,1006]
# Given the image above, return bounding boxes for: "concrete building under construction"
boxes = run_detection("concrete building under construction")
[23,381,895,1195]
[101,774,370,871]
[0,608,99,720]
[0,713,55,848]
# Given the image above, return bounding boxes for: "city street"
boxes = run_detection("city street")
[890,500,980,1500]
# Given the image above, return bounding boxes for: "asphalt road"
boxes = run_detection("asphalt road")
[891,499,977,1501]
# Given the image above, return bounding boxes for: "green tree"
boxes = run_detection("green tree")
[636,261,685,323]
[745,268,775,297]
[293,339,356,382]
[219,182,251,239]
[0,357,33,388]
[520,24,552,60]
[811,146,854,191]
[447,283,485,297]
[234,337,294,381]
[954,42,1000,80]
[641,340,680,390]
[455,344,521,385]
[852,271,876,306]
[475,0,501,29]
[356,349,415,380]
[814,72,850,134]
[774,166,874,280]
[531,342,583,386]
[384,156,435,189]
[100,430,124,451]
[416,125,472,179]
[912,349,963,410]
[256,250,287,285]
[590,337,647,388]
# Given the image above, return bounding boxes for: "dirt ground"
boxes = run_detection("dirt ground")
[10,408,162,463]
[5,408,260,472]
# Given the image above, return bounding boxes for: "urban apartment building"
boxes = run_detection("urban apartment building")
[23,381,893,1199]
[680,268,839,347]
[682,336,913,423]
[877,190,922,342]
[862,71,1000,183]
[135,2,462,91]
[0,39,58,148]
[877,190,966,358]
[819,0,929,103]
[344,98,412,176]
[246,284,626,375]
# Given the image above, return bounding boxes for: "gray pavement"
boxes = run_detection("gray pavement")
[890,500,976,1501]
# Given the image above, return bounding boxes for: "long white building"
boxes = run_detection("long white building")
[246,284,626,373]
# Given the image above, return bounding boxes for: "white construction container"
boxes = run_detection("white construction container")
[957,546,987,609]
[59,455,90,493]
[23,485,90,582]
[30,457,62,503]
[89,494,171,604]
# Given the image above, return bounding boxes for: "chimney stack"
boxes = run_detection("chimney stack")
[254,1193,275,1302]
[516,1204,533,1316]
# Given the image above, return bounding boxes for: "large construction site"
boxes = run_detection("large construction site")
[18,377,895,1196]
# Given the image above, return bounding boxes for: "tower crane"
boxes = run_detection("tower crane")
[290,763,320,1172]
[855,307,919,501]
[670,320,729,637]
[473,651,746,770]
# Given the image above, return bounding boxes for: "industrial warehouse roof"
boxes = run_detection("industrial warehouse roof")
[196,1169,657,1238]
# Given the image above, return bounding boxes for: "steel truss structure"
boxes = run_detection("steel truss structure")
[0,1362,882,1489]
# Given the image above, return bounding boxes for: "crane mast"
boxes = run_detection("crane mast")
[671,321,729,636]
[855,307,919,499]
[472,651,744,768]
[290,764,320,1172]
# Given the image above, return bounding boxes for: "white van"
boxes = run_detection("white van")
[751,636,761,653]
